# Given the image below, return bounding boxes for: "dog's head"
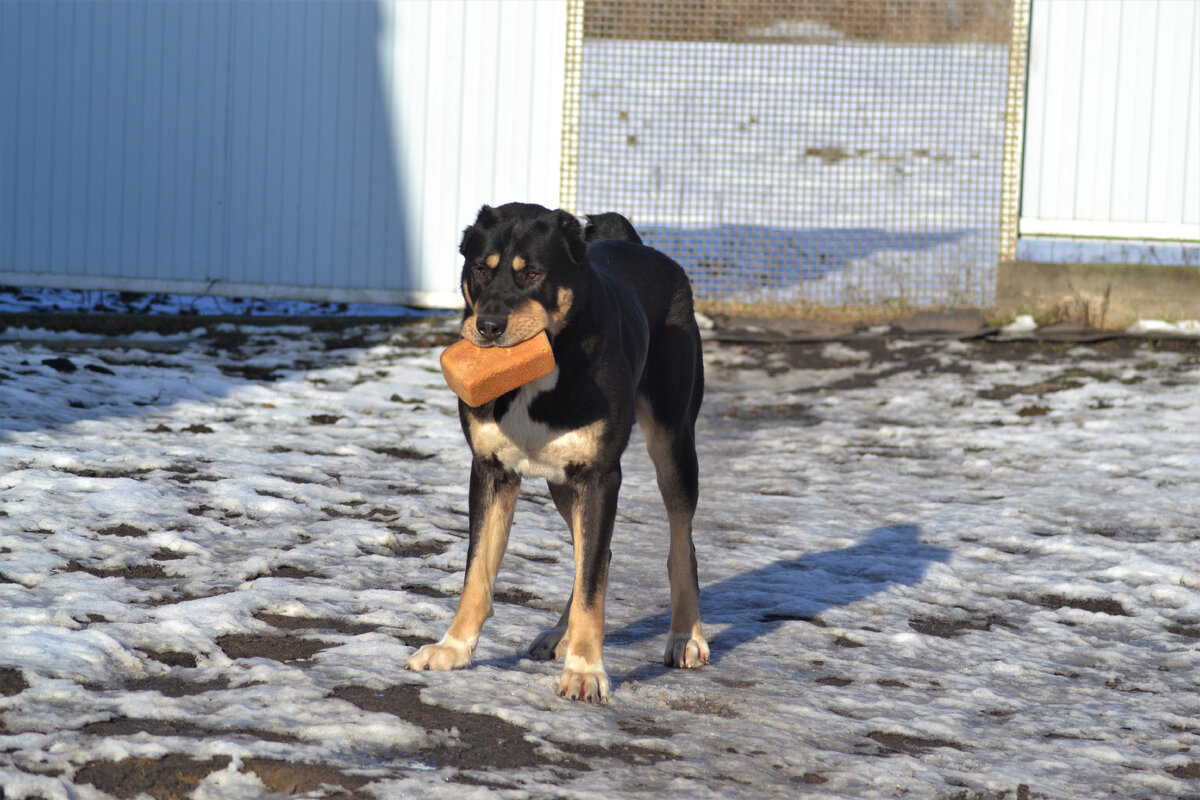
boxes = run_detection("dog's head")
[458,203,587,347]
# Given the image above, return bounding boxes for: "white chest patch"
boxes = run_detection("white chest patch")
[469,368,605,483]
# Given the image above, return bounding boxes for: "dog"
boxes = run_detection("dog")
[405,202,708,702]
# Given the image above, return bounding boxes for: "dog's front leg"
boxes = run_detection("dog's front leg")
[549,468,620,703]
[407,457,519,671]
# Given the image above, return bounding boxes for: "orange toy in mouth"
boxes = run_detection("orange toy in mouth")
[440,331,556,407]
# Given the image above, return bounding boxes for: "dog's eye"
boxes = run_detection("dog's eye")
[524,269,539,282]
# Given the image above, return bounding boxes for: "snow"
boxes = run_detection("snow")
[578,40,1009,306]
[0,288,428,319]
[1,318,1199,798]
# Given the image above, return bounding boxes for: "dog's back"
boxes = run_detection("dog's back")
[584,212,643,245]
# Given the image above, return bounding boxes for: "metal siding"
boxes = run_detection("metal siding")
[1022,0,1200,242]
[0,7,13,271]
[419,0,468,297]
[1071,3,1119,224]
[1109,2,1153,226]
[224,0,254,287]
[379,0,569,300]
[364,0,395,292]
[1188,10,1200,226]
[173,1,202,281]
[0,0,567,306]
[1152,1,1199,228]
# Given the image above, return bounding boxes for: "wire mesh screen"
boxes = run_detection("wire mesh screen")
[564,0,1014,309]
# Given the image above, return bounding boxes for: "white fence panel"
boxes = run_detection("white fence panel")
[1020,0,1200,243]
[0,0,568,307]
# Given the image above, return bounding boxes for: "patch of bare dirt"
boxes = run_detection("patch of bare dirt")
[64,560,169,580]
[332,683,552,772]
[242,758,371,799]
[251,565,328,580]
[331,683,675,775]
[1030,595,1130,617]
[253,612,379,636]
[0,667,29,696]
[74,754,232,800]
[119,676,231,697]
[96,523,149,537]
[867,730,966,755]
[908,614,1017,638]
[78,717,298,744]
[73,753,373,800]
[215,633,334,663]
[138,649,197,669]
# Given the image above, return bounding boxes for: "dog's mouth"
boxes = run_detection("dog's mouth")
[461,302,550,348]
[461,288,574,347]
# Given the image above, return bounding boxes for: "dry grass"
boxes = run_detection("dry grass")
[695,298,1006,327]
[1034,284,1113,329]
[585,0,1012,44]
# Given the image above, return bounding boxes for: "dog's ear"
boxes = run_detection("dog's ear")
[475,204,498,227]
[552,209,587,264]
[459,205,497,256]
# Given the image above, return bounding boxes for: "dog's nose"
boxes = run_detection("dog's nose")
[475,315,507,342]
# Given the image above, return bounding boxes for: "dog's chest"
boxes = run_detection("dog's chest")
[468,368,604,483]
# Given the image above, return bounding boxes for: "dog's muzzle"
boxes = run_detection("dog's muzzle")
[474,314,507,344]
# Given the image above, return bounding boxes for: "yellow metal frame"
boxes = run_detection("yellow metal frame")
[559,0,586,214]
[999,0,1032,263]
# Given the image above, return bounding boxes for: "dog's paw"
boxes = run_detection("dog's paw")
[557,657,610,703]
[664,633,710,669]
[528,626,568,661]
[406,636,474,671]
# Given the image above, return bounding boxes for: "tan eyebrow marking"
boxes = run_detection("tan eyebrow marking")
[512,256,526,272]
[485,254,500,269]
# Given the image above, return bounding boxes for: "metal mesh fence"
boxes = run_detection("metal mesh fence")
[562,0,1015,310]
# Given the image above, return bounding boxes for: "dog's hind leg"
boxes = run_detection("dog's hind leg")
[528,484,577,660]
[528,597,570,660]
[641,411,709,668]
[637,330,709,668]
[407,458,519,671]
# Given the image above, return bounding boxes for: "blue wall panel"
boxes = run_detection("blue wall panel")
[1,0,569,307]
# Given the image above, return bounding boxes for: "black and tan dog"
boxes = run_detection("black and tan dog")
[406,202,708,702]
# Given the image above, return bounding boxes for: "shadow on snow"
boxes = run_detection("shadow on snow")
[607,523,950,673]
[640,224,971,295]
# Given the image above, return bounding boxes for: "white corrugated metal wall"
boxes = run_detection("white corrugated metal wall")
[0,0,568,308]
[1020,0,1200,246]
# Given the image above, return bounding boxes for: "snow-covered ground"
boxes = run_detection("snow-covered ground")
[578,40,1008,306]
[0,287,427,319]
[2,317,1199,798]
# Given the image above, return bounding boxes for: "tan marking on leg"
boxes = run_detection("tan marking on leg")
[664,507,709,668]
[558,504,610,702]
[563,591,605,666]
[558,595,609,702]
[447,490,516,639]
[406,482,518,672]
[638,401,709,669]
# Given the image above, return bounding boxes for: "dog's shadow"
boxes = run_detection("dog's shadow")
[605,523,950,682]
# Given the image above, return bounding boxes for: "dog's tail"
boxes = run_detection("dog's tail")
[583,212,643,245]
